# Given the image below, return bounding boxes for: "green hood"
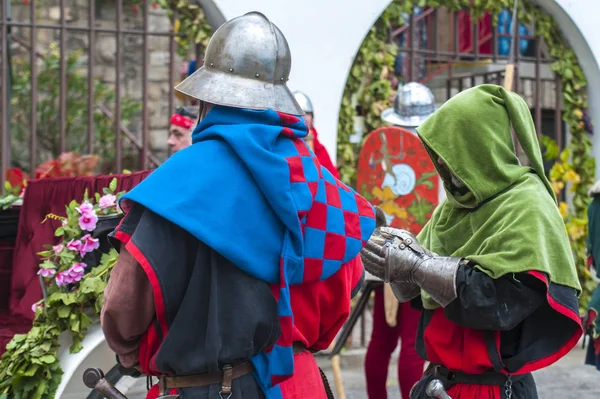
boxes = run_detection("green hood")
[415,85,580,309]
[417,84,554,208]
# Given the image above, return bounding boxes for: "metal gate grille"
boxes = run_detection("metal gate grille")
[0,0,187,184]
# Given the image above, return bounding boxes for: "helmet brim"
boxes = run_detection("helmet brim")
[175,66,305,116]
[381,107,435,128]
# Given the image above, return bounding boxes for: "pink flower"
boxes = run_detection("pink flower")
[55,271,71,286]
[37,267,56,278]
[67,263,86,282]
[80,234,99,257]
[66,239,82,252]
[99,194,117,209]
[31,302,42,312]
[52,244,64,254]
[76,201,94,215]
[61,219,68,227]
[55,263,85,287]
[78,210,98,231]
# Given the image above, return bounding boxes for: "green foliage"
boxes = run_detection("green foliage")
[338,0,595,311]
[156,0,214,58]
[0,181,22,210]
[0,179,126,398]
[10,44,141,175]
[540,135,559,161]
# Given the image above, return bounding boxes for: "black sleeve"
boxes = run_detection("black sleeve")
[107,202,145,251]
[444,265,546,331]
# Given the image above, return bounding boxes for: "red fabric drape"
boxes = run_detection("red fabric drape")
[311,127,339,179]
[459,12,492,55]
[0,236,17,312]
[8,171,151,320]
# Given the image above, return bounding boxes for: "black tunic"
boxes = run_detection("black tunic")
[110,204,281,398]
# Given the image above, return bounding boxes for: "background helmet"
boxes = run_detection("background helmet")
[293,91,314,115]
[381,82,436,128]
[175,12,304,115]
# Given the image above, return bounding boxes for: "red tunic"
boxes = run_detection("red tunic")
[311,127,339,179]
[416,268,582,399]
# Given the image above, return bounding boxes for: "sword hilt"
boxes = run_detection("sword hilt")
[426,379,453,399]
[83,368,127,399]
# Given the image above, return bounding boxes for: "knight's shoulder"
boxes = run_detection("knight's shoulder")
[490,174,558,217]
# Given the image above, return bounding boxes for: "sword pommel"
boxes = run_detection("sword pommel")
[83,367,104,389]
[426,379,453,399]
[83,368,127,399]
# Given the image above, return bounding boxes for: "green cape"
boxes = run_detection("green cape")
[415,84,581,309]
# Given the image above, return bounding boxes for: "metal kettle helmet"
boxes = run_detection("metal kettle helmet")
[175,12,304,115]
[381,82,436,128]
[293,91,314,116]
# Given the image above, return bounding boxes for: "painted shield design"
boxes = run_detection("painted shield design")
[356,126,439,234]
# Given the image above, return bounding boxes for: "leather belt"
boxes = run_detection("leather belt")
[158,362,254,397]
[158,342,309,396]
[429,364,529,386]
[292,341,308,354]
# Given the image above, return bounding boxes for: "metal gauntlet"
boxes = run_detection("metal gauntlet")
[407,255,461,307]
[361,227,461,307]
[389,280,422,303]
[361,231,421,302]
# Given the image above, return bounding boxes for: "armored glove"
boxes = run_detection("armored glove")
[361,227,462,307]
[363,230,420,302]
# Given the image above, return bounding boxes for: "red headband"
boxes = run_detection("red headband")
[170,114,195,129]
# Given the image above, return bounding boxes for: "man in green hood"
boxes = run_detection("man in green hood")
[361,84,582,399]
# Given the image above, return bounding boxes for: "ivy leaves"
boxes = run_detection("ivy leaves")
[156,0,213,58]
[0,181,23,210]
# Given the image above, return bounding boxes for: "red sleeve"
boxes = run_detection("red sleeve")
[289,255,363,351]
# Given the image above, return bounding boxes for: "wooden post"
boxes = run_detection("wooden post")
[327,340,346,399]
[331,356,346,399]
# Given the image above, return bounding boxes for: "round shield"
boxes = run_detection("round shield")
[356,126,439,234]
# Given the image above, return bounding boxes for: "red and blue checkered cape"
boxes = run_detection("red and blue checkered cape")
[121,105,376,398]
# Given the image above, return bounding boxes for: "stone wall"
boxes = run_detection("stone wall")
[9,0,186,161]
